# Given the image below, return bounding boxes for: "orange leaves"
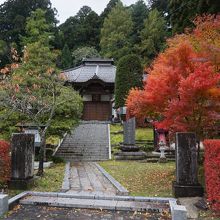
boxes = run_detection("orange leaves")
[191,15,220,68]
[126,15,220,138]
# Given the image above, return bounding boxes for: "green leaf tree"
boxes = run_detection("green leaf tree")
[100,2,133,62]
[139,9,167,66]
[0,9,83,176]
[115,54,143,108]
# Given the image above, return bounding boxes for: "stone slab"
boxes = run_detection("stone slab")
[0,194,8,216]
[171,205,187,220]
[93,200,117,210]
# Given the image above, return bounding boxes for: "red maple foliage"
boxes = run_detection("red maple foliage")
[0,140,10,185]
[204,140,220,211]
[126,15,220,139]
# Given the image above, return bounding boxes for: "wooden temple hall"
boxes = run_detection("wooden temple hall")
[63,58,116,121]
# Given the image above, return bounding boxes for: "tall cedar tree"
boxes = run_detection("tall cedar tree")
[130,0,148,45]
[126,15,220,139]
[115,54,143,108]
[139,9,167,66]
[0,9,83,175]
[61,44,72,69]
[100,2,133,62]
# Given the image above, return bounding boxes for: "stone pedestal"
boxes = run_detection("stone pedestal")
[115,118,146,160]
[172,133,203,197]
[9,133,35,190]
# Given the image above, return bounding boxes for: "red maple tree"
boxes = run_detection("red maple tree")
[126,15,220,139]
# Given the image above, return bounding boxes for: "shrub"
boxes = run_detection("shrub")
[0,140,10,186]
[204,140,220,211]
[51,156,65,164]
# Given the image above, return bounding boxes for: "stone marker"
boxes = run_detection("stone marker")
[115,118,146,160]
[9,133,35,190]
[172,132,203,197]
[0,194,8,216]
[123,117,136,146]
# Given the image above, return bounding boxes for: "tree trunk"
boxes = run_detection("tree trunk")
[37,130,46,176]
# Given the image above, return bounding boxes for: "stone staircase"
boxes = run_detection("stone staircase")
[55,122,110,161]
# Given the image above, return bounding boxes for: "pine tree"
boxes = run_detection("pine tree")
[100,2,133,62]
[130,0,148,45]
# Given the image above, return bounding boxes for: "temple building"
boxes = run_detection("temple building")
[63,58,116,121]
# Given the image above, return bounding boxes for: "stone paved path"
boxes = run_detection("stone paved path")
[66,162,117,196]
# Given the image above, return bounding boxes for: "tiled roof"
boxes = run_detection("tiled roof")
[63,59,116,83]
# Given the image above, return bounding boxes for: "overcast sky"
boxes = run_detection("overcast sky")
[0,0,140,24]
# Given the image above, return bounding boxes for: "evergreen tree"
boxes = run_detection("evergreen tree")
[115,54,143,108]
[169,0,220,33]
[100,0,120,24]
[61,44,72,69]
[0,0,57,54]
[130,0,149,45]
[139,9,167,66]
[100,2,133,62]
[59,6,101,51]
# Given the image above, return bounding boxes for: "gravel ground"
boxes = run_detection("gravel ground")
[2,205,171,220]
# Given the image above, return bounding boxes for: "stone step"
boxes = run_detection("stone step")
[56,156,109,161]
[20,194,170,213]
[56,152,109,156]
[57,148,109,151]
[55,123,110,161]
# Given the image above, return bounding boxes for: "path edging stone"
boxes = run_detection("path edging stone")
[10,191,187,219]
[61,162,70,192]
[94,163,129,196]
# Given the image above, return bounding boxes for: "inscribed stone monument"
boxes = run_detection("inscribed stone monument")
[9,133,35,189]
[172,132,204,197]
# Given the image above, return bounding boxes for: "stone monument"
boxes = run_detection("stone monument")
[115,118,146,160]
[172,132,204,197]
[9,133,35,190]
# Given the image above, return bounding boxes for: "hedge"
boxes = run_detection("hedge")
[0,140,10,185]
[204,139,220,211]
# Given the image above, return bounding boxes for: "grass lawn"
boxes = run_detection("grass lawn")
[110,124,154,153]
[99,160,175,197]
[9,163,65,197]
